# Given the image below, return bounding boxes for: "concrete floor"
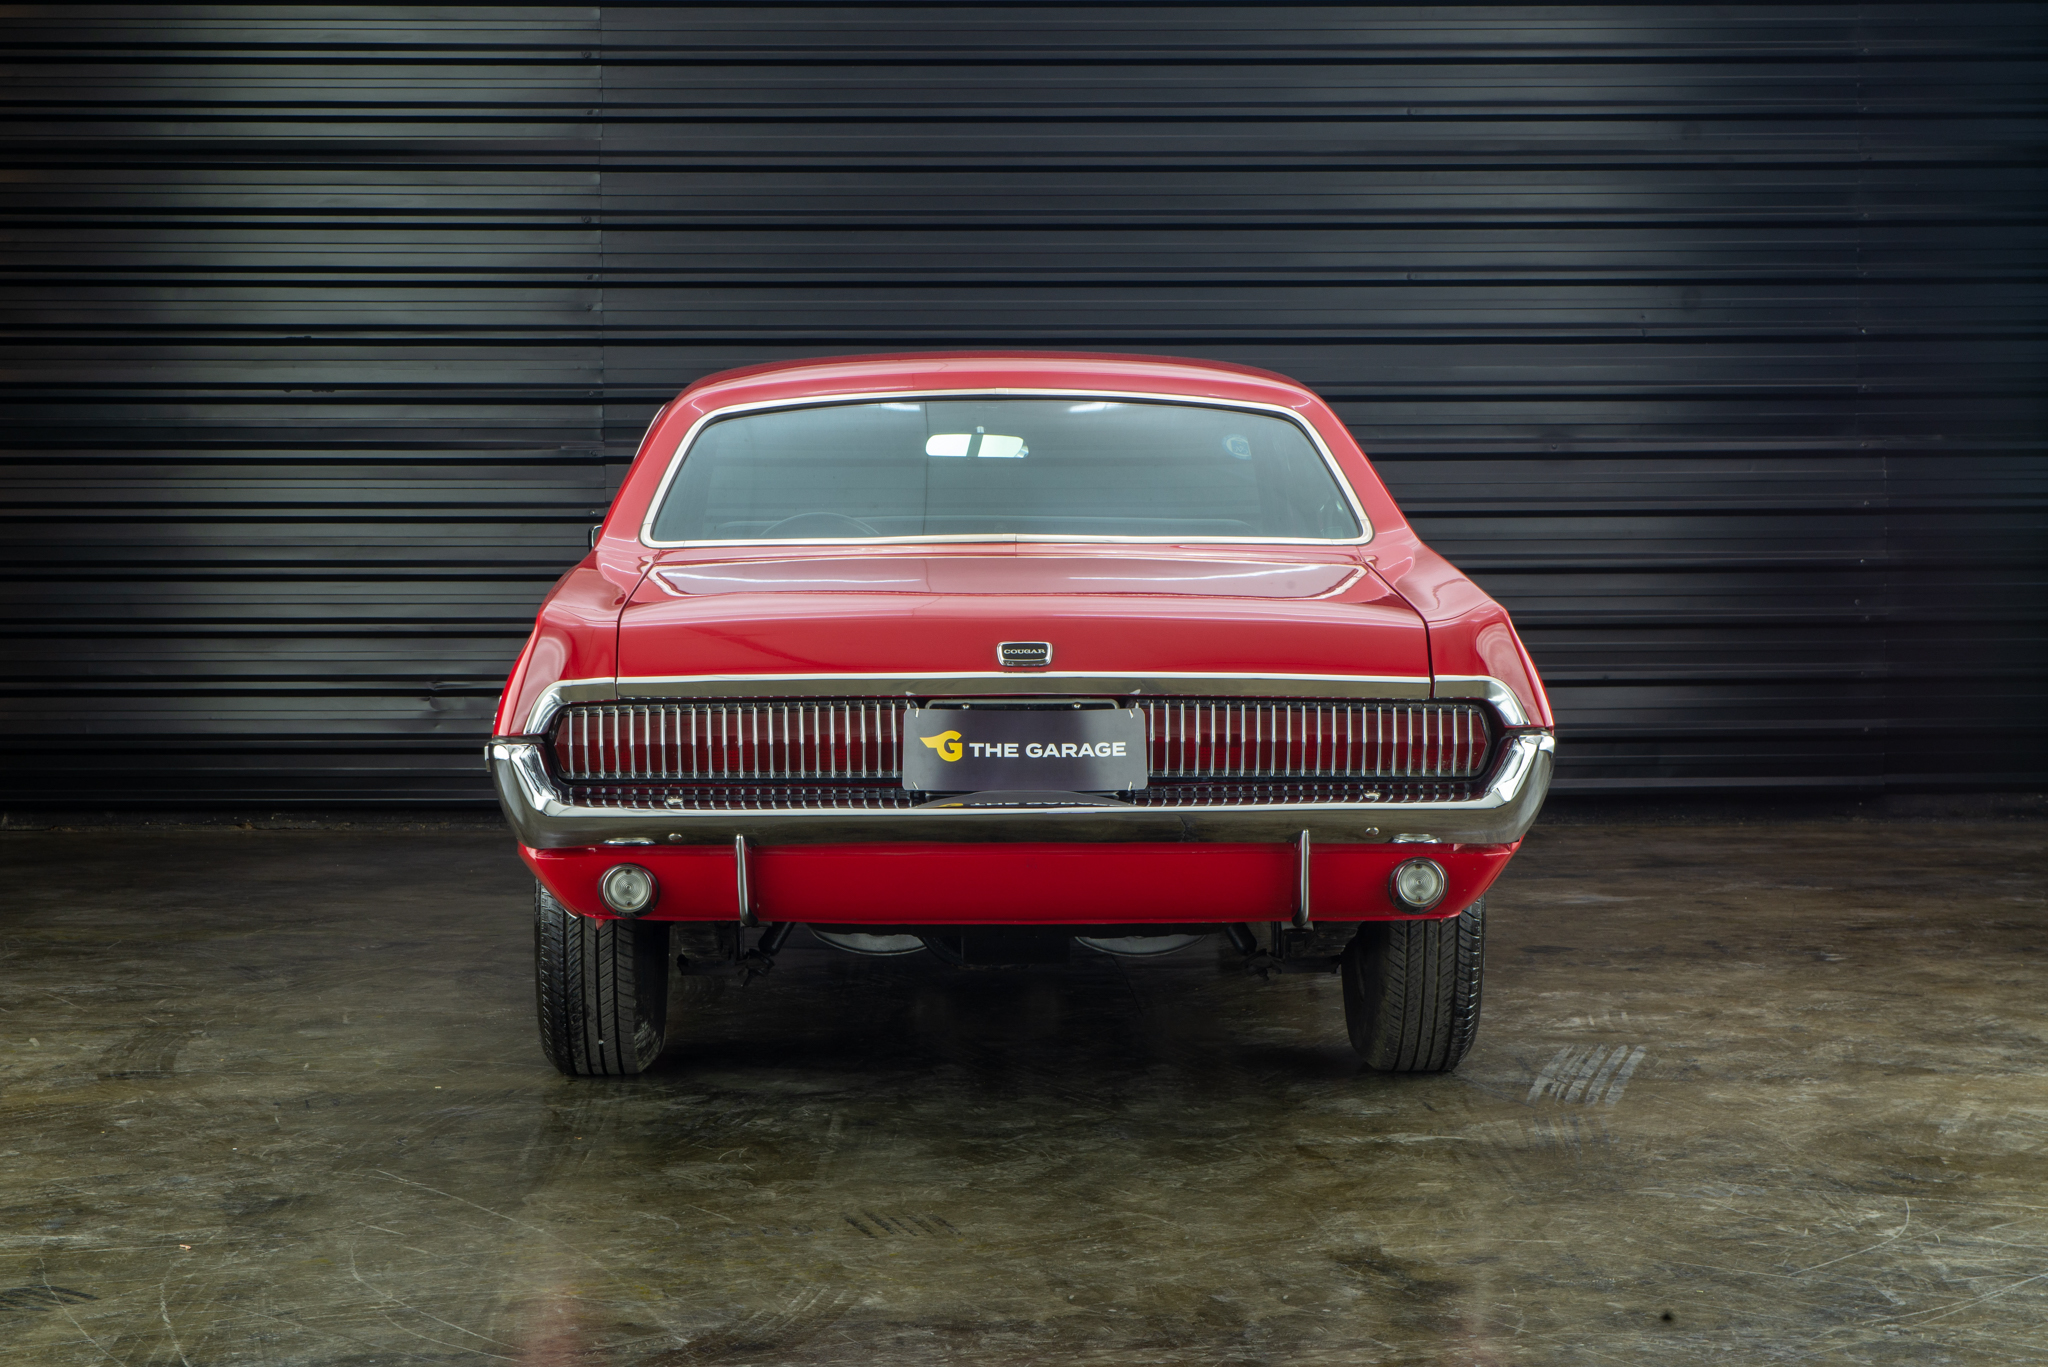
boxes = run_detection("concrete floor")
[0,821,2043,1366]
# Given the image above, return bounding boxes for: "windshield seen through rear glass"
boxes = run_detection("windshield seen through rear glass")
[646,398,1364,543]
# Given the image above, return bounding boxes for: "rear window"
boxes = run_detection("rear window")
[646,397,1365,543]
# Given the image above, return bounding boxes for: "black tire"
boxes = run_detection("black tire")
[1340,899,1484,1072]
[534,882,670,1076]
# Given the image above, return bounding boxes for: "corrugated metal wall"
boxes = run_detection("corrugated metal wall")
[3,4,2043,804]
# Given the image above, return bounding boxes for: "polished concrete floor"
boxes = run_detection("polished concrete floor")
[0,820,2043,1365]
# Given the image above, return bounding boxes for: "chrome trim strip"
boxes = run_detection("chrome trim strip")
[526,671,1432,732]
[492,738,564,825]
[526,673,1530,741]
[1294,830,1313,930]
[635,388,1374,549]
[734,835,757,928]
[523,679,591,738]
[649,561,1368,603]
[1431,675,1533,729]
[486,732,1553,851]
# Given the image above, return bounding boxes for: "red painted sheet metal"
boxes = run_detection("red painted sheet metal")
[615,589,1430,681]
[522,840,1517,926]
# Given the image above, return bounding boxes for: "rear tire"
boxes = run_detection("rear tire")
[1341,899,1484,1072]
[534,882,670,1076]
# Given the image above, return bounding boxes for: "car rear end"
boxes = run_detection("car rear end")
[500,681,1545,932]
[489,351,1553,1075]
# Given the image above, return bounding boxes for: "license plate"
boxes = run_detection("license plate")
[902,706,1149,792]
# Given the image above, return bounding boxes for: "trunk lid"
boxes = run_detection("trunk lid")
[618,548,1428,682]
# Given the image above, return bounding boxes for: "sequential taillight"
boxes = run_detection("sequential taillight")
[1141,700,1490,780]
[551,698,1493,783]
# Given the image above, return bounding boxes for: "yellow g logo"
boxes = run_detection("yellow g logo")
[919,730,963,762]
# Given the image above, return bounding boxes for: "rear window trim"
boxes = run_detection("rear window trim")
[636,388,1375,549]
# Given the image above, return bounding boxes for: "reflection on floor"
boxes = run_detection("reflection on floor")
[0,821,2042,1364]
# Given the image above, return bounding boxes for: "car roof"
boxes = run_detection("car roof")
[675,350,1320,407]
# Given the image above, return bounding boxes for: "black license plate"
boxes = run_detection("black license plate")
[901,706,1149,792]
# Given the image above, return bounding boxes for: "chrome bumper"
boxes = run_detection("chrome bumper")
[489,732,1554,850]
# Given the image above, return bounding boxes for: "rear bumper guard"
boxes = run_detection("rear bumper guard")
[488,731,1554,850]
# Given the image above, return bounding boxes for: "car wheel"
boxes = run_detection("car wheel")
[534,881,670,1076]
[1340,899,1484,1072]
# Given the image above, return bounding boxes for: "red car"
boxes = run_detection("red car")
[488,352,1554,1076]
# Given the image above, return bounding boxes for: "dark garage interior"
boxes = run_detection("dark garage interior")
[2,5,2044,1363]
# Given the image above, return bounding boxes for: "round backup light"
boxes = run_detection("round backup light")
[598,863,658,917]
[1389,858,1449,912]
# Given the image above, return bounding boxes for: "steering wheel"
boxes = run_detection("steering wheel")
[760,511,880,537]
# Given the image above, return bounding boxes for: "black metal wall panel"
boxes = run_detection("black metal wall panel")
[1,4,2042,803]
